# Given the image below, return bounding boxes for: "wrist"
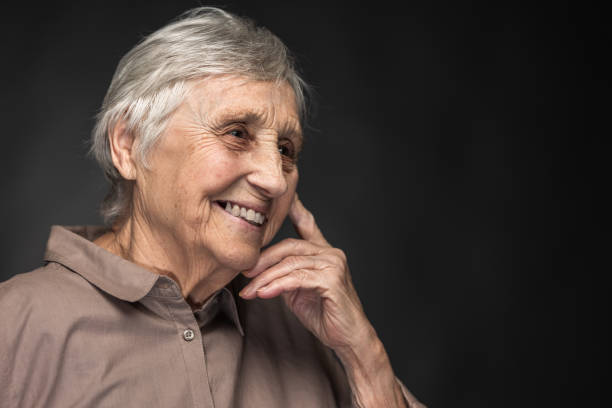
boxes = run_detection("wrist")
[335,323,386,372]
[335,326,402,407]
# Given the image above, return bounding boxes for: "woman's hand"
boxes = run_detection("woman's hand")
[239,194,409,408]
[238,194,373,353]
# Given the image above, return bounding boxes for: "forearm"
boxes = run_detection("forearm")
[335,325,407,408]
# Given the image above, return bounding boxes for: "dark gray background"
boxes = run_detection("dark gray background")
[1,1,605,407]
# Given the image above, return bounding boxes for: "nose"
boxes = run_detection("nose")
[246,142,288,198]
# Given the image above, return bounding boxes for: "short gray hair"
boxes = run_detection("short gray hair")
[90,7,309,225]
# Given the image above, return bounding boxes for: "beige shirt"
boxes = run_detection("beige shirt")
[0,226,424,408]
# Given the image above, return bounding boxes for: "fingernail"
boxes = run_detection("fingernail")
[239,286,254,298]
[243,268,259,277]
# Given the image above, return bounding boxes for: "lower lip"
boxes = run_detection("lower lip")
[216,202,264,231]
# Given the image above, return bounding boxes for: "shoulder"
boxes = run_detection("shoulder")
[0,262,98,312]
[1,262,83,292]
[0,263,118,405]
[0,263,105,339]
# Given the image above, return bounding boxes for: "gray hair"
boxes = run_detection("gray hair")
[90,7,309,225]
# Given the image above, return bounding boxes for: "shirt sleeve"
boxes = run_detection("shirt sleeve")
[396,378,427,408]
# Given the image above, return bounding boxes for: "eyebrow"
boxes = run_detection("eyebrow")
[210,109,303,144]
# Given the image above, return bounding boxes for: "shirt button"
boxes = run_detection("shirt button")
[183,328,195,341]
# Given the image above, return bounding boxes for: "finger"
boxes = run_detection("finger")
[243,237,322,278]
[254,269,324,299]
[240,255,321,298]
[289,194,329,247]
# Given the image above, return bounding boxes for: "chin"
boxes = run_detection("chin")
[215,243,261,272]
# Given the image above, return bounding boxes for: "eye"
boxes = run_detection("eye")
[278,145,289,156]
[278,140,294,158]
[228,129,247,139]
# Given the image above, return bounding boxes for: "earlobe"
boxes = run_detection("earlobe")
[108,120,137,180]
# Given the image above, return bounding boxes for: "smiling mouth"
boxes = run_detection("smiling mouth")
[215,201,267,226]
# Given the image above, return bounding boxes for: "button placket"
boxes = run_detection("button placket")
[158,290,213,406]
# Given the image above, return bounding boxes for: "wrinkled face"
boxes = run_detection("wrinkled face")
[133,76,301,270]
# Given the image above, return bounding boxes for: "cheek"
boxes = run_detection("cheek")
[274,171,298,215]
[262,171,298,245]
[183,151,241,196]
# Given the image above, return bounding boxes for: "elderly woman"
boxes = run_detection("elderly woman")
[0,7,424,408]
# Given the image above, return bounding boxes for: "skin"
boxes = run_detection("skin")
[95,75,407,407]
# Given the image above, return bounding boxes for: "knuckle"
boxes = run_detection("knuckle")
[303,211,316,228]
[284,238,299,247]
[283,255,301,268]
[335,248,347,262]
[296,269,309,281]
[326,248,347,267]
[301,207,314,220]
[286,238,303,251]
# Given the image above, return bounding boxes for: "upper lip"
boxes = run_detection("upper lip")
[215,199,269,216]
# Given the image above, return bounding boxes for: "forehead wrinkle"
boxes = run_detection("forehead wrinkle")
[222,106,270,126]
[187,77,301,131]
[206,105,301,136]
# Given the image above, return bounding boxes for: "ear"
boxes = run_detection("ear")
[108,120,137,180]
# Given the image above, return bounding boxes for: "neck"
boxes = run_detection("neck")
[94,214,237,309]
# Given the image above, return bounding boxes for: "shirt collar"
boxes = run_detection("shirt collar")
[192,287,245,336]
[43,225,244,335]
[44,225,158,302]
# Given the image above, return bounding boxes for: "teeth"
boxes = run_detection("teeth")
[222,201,265,225]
